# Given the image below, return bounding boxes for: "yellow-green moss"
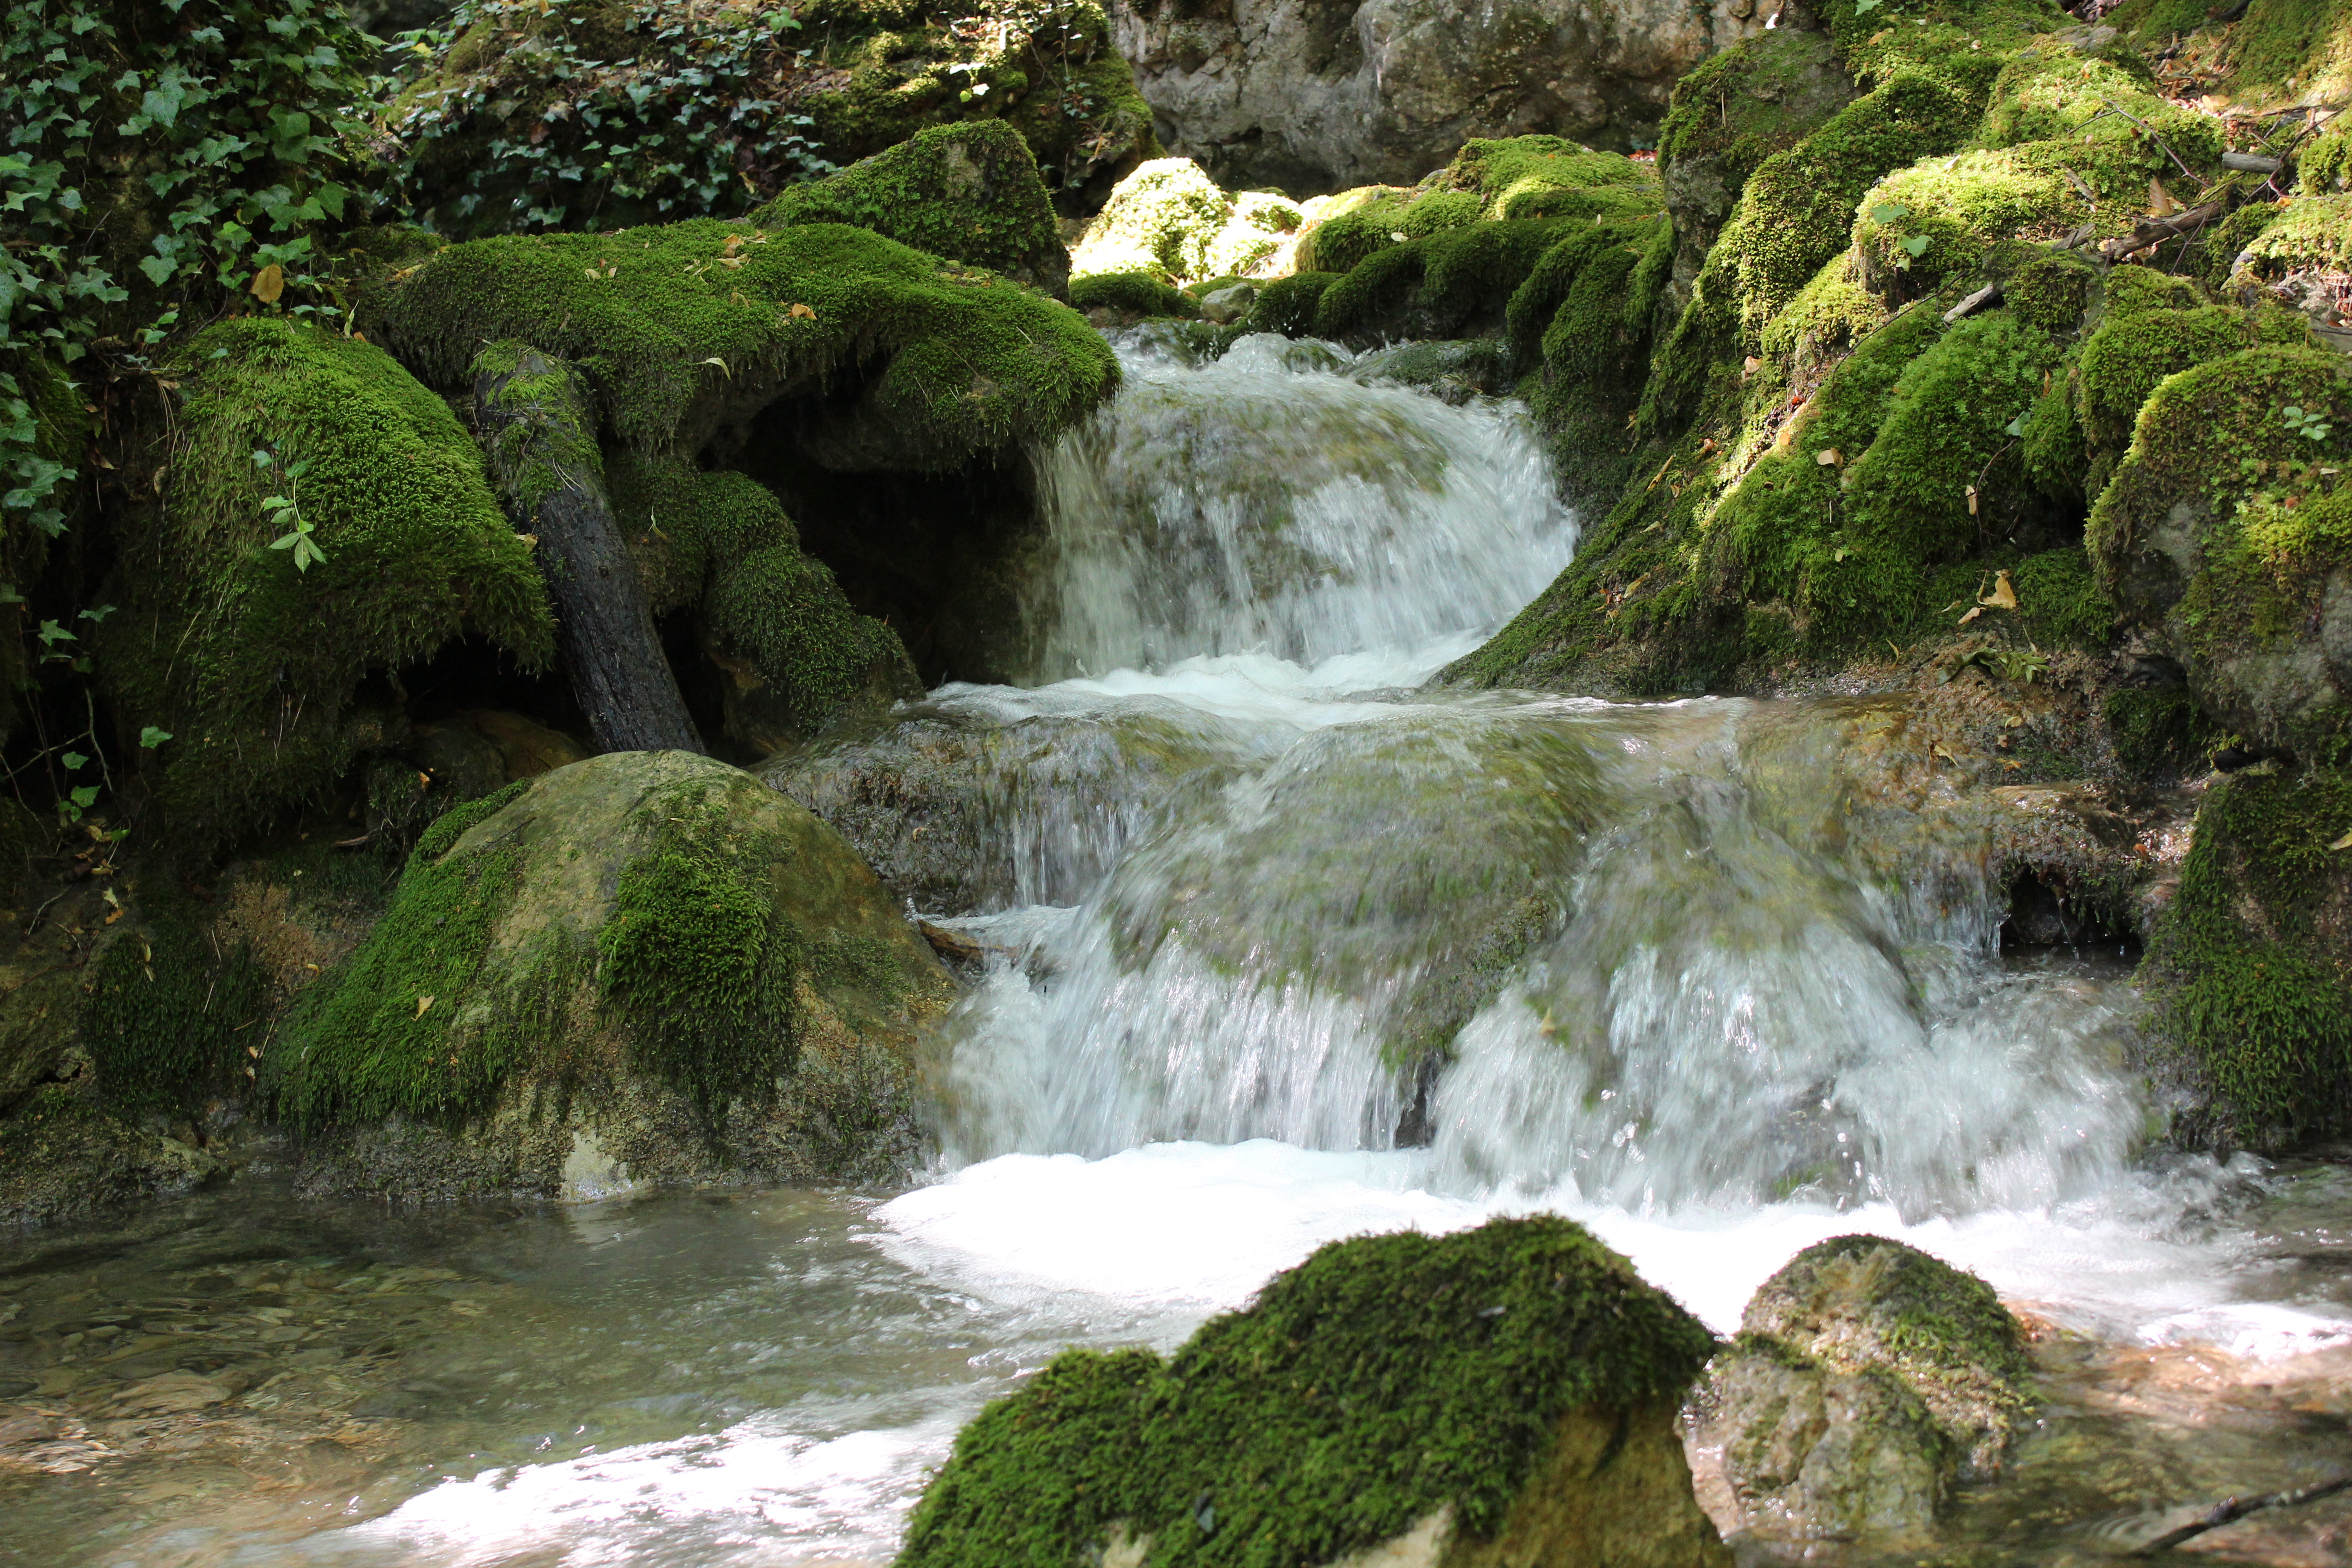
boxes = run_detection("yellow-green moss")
[373,219,1117,470]
[1069,270,1201,319]
[898,1215,1717,1568]
[1314,218,1575,344]
[98,319,553,859]
[1447,136,1657,220]
[1241,272,1340,337]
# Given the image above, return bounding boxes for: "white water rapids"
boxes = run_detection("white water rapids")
[46,329,2349,1568]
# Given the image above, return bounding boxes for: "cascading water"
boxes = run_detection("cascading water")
[10,329,2349,1568]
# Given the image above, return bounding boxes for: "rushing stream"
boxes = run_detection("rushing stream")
[5,329,2352,1566]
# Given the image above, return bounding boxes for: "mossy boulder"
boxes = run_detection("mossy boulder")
[897,1215,1728,1568]
[752,120,1071,295]
[1070,158,1305,284]
[373,219,1116,476]
[1710,1235,2034,1541]
[97,318,554,859]
[263,750,952,1200]
[1070,270,1203,322]
[381,0,1152,238]
[2141,760,2352,1146]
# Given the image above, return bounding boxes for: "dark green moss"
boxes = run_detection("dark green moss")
[82,908,270,1118]
[98,319,554,860]
[1069,270,1201,319]
[1313,219,1573,344]
[1239,272,1338,337]
[2103,687,2213,779]
[2010,545,2115,647]
[898,1215,1716,1568]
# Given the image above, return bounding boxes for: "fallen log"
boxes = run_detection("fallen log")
[472,344,704,756]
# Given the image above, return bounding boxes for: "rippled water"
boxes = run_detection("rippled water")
[9,328,2352,1565]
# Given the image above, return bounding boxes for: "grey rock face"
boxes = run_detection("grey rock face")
[1709,1235,2035,1542]
[1111,0,1772,192]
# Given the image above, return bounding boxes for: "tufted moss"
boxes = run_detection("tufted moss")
[264,782,539,1130]
[605,452,918,747]
[1241,272,1340,338]
[2004,249,2100,334]
[2146,762,2352,1141]
[1446,136,1657,220]
[1657,30,1849,196]
[2305,123,2352,195]
[2104,687,2214,779]
[371,219,1118,470]
[2076,299,2310,457]
[98,318,553,860]
[1069,270,1201,319]
[1295,186,1470,277]
[2010,545,2115,647]
[752,120,1069,293]
[1519,218,1676,498]
[2236,192,2352,281]
[897,1215,1717,1568]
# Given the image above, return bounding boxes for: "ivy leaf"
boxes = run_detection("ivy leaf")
[69,785,99,809]
[1900,234,1932,257]
[139,726,172,749]
[1868,202,1907,225]
[62,751,88,771]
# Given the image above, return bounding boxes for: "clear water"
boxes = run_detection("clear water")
[8,330,2352,1566]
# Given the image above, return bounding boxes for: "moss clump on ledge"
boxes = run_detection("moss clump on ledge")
[898,1215,1720,1568]
[371,220,1117,471]
[98,318,554,858]
[1068,270,1201,320]
[752,121,1071,295]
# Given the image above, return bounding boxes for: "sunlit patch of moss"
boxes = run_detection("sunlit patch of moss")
[1313,219,1575,344]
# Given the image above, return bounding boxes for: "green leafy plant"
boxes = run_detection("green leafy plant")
[259,454,327,571]
[2282,402,2334,442]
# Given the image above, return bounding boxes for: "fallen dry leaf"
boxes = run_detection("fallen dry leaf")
[250,264,285,305]
[415,995,434,1019]
[1817,447,1842,466]
[1981,569,2019,610]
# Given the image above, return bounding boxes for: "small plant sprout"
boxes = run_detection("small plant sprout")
[263,456,328,571]
[2282,403,2333,442]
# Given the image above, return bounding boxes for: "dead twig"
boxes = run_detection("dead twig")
[2132,1475,2352,1556]
[2099,200,2224,260]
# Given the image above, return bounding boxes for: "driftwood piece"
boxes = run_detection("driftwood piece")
[472,346,704,756]
[2099,200,2225,260]
[2220,151,2284,172]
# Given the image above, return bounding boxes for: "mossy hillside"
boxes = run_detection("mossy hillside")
[1657,31,1854,201]
[2145,761,2352,1142]
[383,0,1152,239]
[97,318,553,858]
[266,751,947,1134]
[2105,0,2352,110]
[897,1215,1718,1568]
[751,121,1070,294]
[605,451,920,751]
[372,219,1117,471]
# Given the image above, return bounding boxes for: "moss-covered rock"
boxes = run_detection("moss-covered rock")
[96,318,554,859]
[1710,1235,2034,1541]
[264,750,951,1199]
[2090,344,2351,760]
[1070,270,1202,322]
[382,0,1152,238]
[898,1215,1727,1568]
[2141,760,2352,1146]
[752,120,1071,295]
[372,218,1117,473]
[1069,157,1305,284]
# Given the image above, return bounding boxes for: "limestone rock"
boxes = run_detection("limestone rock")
[1710,1235,2034,1542]
[897,1215,1729,1568]
[1111,0,1772,193]
[1072,157,1306,283]
[268,750,953,1201]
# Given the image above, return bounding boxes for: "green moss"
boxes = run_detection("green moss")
[2011,545,2115,646]
[2076,301,2305,457]
[2203,199,2285,291]
[82,907,270,1117]
[2004,249,2099,334]
[2304,124,2352,194]
[599,794,801,1126]
[1069,270,1201,318]
[606,451,916,742]
[1657,30,1849,195]
[2020,356,2086,505]
[372,219,1118,470]
[1447,136,1657,220]
[2239,192,2352,280]
[1314,219,1573,344]
[98,318,553,859]
[265,782,539,1130]
[898,1215,1717,1568]
[1295,186,1477,276]
[1241,272,1339,338]
[2147,763,2352,1139]
[752,121,1068,290]
[2103,686,2213,778]
[1521,219,1675,498]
